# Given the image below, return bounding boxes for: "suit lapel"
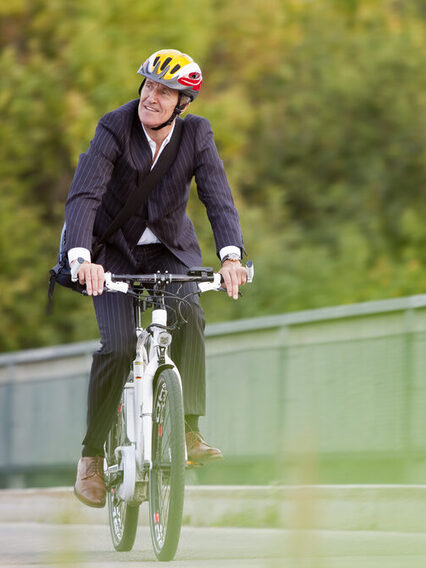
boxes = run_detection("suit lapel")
[129,110,152,178]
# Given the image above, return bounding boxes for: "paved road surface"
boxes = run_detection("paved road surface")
[1,523,426,568]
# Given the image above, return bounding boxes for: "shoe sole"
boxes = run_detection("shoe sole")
[74,486,106,509]
[187,453,224,466]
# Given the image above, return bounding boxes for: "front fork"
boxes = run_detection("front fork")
[132,309,183,472]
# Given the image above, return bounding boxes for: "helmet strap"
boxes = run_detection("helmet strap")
[151,93,188,131]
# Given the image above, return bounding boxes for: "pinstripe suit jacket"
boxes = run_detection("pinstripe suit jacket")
[65,99,244,272]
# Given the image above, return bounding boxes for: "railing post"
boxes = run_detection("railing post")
[402,307,415,482]
[278,324,289,481]
[4,365,14,488]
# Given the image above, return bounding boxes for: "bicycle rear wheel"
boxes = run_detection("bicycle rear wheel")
[105,400,139,552]
[149,369,185,561]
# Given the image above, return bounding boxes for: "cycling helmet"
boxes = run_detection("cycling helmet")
[137,49,202,101]
[137,49,202,130]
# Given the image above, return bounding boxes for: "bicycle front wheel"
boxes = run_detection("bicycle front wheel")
[149,369,185,561]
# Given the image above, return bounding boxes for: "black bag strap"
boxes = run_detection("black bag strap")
[93,117,184,256]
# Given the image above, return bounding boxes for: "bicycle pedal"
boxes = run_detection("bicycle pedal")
[134,481,148,503]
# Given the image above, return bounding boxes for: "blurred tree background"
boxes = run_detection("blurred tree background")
[0,0,425,351]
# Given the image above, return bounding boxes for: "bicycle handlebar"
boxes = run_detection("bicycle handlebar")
[106,262,254,295]
[70,258,254,295]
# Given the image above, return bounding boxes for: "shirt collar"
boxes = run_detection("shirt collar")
[141,122,175,157]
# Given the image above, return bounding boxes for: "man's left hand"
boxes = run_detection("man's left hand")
[219,260,247,300]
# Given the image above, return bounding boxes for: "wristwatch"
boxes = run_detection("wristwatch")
[221,253,241,264]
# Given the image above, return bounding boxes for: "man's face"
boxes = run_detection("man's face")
[138,79,179,130]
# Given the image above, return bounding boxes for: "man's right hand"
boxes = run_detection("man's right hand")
[70,260,105,296]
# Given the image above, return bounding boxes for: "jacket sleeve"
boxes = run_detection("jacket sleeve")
[64,116,122,251]
[193,117,245,256]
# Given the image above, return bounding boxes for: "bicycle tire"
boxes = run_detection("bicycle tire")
[105,400,139,552]
[149,369,185,561]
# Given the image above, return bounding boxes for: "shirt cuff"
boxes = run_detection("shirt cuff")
[68,247,91,264]
[219,246,241,261]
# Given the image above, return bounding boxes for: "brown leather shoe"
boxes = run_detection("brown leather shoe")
[186,431,223,464]
[74,457,106,508]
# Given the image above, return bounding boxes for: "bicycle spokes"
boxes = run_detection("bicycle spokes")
[149,370,185,560]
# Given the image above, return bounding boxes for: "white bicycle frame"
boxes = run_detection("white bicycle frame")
[71,262,254,503]
[118,308,181,501]
[103,274,187,503]
[103,271,228,502]
[131,308,178,472]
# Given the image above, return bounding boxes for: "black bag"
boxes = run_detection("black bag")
[48,223,86,297]
[48,118,184,305]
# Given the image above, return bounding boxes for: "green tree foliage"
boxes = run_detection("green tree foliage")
[1,0,425,350]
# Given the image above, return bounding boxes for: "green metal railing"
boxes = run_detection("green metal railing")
[2,294,426,486]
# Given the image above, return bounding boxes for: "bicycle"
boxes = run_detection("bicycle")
[71,260,254,561]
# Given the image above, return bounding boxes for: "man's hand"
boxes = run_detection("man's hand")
[71,260,105,296]
[219,260,247,300]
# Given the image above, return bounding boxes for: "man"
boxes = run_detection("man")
[67,49,246,508]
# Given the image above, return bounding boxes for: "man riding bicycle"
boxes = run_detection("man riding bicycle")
[66,49,247,508]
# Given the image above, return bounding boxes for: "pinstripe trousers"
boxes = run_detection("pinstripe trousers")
[82,244,206,450]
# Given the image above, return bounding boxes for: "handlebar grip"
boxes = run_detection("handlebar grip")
[70,257,85,282]
[246,261,254,283]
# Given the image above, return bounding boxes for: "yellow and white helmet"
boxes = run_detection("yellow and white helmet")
[137,49,202,101]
